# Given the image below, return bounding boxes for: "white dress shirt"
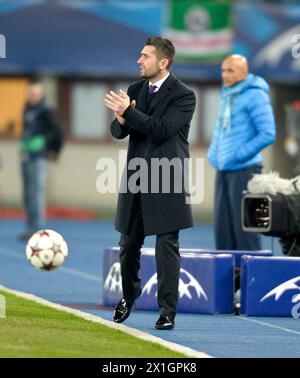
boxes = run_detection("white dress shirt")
[149,73,170,93]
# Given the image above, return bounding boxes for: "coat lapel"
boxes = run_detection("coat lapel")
[148,73,176,114]
[136,80,149,113]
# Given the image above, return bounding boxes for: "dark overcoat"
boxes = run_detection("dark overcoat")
[111,73,196,236]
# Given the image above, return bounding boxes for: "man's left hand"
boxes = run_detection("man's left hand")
[104,90,130,116]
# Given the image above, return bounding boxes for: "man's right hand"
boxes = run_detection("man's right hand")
[115,90,136,125]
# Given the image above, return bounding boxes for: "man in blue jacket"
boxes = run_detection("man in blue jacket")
[208,54,276,253]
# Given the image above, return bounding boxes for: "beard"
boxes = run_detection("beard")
[140,66,161,80]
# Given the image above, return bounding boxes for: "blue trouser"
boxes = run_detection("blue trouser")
[214,165,262,251]
[21,155,47,233]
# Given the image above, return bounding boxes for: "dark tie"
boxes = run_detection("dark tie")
[148,84,157,94]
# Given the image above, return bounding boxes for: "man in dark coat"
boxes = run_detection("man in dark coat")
[19,80,64,240]
[104,37,196,330]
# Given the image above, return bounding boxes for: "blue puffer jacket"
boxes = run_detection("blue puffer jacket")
[208,74,276,171]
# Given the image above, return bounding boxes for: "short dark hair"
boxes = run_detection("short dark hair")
[145,36,175,70]
[28,77,41,86]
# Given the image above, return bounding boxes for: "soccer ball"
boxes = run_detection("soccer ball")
[26,229,68,271]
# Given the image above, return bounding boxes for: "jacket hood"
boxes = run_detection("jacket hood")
[222,74,270,96]
[244,74,269,93]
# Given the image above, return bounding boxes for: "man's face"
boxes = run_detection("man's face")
[27,84,44,106]
[221,59,246,87]
[137,45,164,80]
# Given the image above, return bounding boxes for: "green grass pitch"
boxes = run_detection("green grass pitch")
[0,290,187,358]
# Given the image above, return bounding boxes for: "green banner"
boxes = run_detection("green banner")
[164,0,232,62]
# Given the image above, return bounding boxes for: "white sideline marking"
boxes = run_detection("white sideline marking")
[0,285,212,358]
[237,316,300,336]
[0,245,101,283]
[60,267,102,283]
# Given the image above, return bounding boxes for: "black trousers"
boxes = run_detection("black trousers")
[119,194,180,318]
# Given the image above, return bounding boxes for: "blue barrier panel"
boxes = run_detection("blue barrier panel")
[103,248,234,314]
[178,249,272,269]
[135,251,234,314]
[103,247,122,307]
[240,256,300,317]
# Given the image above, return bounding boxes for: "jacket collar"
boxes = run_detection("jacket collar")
[137,73,176,114]
[148,73,176,114]
[149,72,170,92]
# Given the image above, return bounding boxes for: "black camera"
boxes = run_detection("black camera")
[242,193,300,256]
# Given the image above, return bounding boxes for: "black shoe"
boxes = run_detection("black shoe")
[113,298,132,323]
[155,314,175,330]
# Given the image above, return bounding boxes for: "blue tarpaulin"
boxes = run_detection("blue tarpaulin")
[233,3,300,83]
[0,1,220,80]
[0,1,299,82]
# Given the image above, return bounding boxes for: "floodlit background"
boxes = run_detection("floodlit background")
[0,0,299,221]
[1,0,300,359]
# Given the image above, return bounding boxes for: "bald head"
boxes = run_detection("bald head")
[27,82,44,106]
[221,54,249,87]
